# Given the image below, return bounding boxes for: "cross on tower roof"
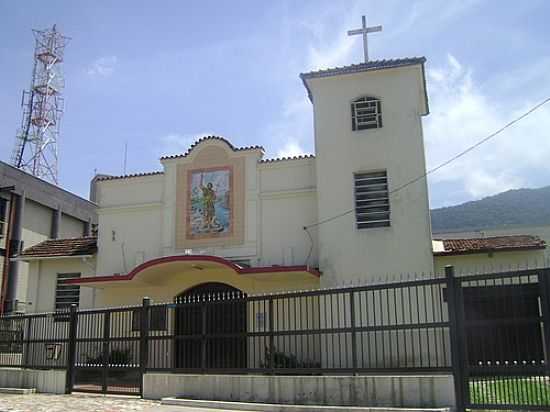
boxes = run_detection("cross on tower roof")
[347,15,382,63]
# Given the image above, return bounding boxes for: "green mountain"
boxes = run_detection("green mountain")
[431,186,550,233]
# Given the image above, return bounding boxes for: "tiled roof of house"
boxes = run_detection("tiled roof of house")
[433,235,546,256]
[18,237,97,258]
[160,136,264,160]
[95,171,164,182]
[299,57,426,80]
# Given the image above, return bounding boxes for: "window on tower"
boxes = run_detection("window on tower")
[354,170,390,229]
[351,96,382,131]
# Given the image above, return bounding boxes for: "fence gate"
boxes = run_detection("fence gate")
[450,268,550,411]
[68,306,143,396]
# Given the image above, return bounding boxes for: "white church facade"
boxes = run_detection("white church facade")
[15,57,547,313]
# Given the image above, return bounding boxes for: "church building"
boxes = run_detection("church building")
[14,57,547,313]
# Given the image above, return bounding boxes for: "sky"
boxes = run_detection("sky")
[1,0,549,208]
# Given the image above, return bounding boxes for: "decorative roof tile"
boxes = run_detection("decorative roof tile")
[95,171,164,182]
[433,235,546,256]
[260,154,315,163]
[160,136,264,160]
[19,237,97,258]
[299,57,426,80]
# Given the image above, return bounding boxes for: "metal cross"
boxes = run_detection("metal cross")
[347,15,382,63]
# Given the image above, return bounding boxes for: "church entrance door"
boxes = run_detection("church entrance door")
[174,283,247,370]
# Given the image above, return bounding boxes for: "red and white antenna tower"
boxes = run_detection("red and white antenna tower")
[11,25,70,185]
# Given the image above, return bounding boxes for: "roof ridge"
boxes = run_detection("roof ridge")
[19,237,98,259]
[300,56,426,79]
[260,154,315,163]
[95,171,164,182]
[160,135,264,160]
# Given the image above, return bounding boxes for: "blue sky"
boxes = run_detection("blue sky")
[1,0,549,208]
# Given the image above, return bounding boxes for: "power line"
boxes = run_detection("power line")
[304,96,550,231]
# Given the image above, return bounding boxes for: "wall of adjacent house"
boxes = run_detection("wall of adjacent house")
[16,200,88,308]
[25,257,97,313]
[434,249,547,275]
[58,213,86,239]
[306,65,434,287]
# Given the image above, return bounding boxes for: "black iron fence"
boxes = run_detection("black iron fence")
[0,266,549,411]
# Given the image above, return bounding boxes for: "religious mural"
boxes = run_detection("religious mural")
[187,166,233,238]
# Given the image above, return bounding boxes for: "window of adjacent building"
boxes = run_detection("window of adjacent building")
[354,170,390,229]
[55,273,81,311]
[132,306,168,331]
[351,96,382,131]
[0,198,7,238]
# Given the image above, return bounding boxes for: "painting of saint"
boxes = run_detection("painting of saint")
[188,167,232,237]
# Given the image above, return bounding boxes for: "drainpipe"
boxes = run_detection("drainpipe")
[4,191,24,313]
[0,193,14,314]
[51,205,61,239]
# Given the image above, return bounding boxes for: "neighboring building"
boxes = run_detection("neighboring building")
[0,160,97,313]
[433,234,547,274]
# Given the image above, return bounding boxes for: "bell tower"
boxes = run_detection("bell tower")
[301,19,433,285]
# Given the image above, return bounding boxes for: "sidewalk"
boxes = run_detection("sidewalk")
[0,393,253,412]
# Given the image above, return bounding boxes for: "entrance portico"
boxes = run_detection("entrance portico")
[65,255,320,307]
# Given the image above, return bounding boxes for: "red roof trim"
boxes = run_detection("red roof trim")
[64,255,320,284]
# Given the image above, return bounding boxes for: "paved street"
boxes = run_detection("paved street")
[0,393,250,412]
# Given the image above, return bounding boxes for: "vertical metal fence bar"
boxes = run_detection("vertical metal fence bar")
[201,298,207,372]
[538,270,550,382]
[23,315,32,368]
[140,297,150,395]
[268,298,274,374]
[65,304,78,394]
[445,265,466,412]
[350,291,358,374]
[102,311,110,394]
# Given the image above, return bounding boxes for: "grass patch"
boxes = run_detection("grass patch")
[470,377,550,406]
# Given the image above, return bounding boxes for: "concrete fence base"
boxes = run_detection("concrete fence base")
[0,368,66,394]
[143,374,455,408]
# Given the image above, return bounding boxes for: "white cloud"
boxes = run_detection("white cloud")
[425,54,550,205]
[157,132,214,158]
[87,56,118,77]
[276,140,307,158]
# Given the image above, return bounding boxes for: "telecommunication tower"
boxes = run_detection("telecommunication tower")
[11,25,70,184]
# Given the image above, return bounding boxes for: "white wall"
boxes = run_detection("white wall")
[59,213,85,238]
[94,141,320,279]
[94,175,164,275]
[13,199,89,308]
[259,159,318,267]
[17,200,52,305]
[305,65,434,286]
[26,257,96,313]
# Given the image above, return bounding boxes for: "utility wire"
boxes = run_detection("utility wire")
[304,96,550,232]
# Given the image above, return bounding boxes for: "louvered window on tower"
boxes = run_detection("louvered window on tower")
[354,171,390,229]
[351,96,382,130]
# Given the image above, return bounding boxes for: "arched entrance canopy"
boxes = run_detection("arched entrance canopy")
[64,255,320,289]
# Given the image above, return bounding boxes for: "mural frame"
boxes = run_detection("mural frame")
[185,165,234,240]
